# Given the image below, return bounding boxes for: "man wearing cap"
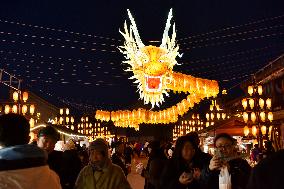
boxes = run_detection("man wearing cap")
[75,139,132,189]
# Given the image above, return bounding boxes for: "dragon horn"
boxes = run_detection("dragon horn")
[127,9,144,48]
[160,8,173,48]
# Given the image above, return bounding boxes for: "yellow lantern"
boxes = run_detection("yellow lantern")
[268,112,273,122]
[244,126,249,136]
[242,99,247,109]
[13,91,19,102]
[222,113,226,119]
[260,112,266,122]
[60,108,64,115]
[4,105,10,114]
[86,117,89,122]
[66,108,70,115]
[258,85,263,95]
[251,112,256,123]
[29,118,35,128]
[206,113,209,120]
[71,117,74,123]
[249,99,254,109]
[243,112,248,123]
[59,117,64,124]
[248,86,253,96]
[30,105,35,115]
[261,126,267,135]
[252,126,257,137]
[259,98,264,109]
[217,113,220,120]
[66,117,70,123]
[266,98,271,109]
[22,105,28,115]
[22,91,28,102]
[12,105,18,113]
[210,105,213,111]
[211,113,215,120]
[268,126,273,134]
[71,125,74,130]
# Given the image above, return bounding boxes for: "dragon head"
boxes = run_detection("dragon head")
[119,9,181,107]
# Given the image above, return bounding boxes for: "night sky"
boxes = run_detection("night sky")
[0,0,283,113]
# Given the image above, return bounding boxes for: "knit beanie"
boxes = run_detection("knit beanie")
[89,139,109,157]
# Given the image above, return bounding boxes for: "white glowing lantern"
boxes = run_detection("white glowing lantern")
[66,108,70,115]
[22,91,28,102]
[206,113,209,120]
[243,112,249,123]
[258,85,263,95]
[259,98,265,109]
[12,105,18,113]
[249,99,254,109]
[29,118,35,128]
[248,86,253,96]
[252,126,257,137]
[244,126,249,136]
[211,113,215,120]
[251,112,256,123]
[60,109,64,115]
[30,105,35,115]
[22,105,28,115]
[66,117,70,123]
[86,117,89,122]
[222,113,226,119]
[260,112,266,122]
[261,126,267,135]
[13,91,19,102]
[268,112,273,122]
[266,98,272,109]
[242,99,247,110]
[217,113,220,120]
[71,117,74,123]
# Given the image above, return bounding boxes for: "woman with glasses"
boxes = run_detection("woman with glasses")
[203,133,251,189]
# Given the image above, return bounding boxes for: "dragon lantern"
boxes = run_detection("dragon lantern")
[95,9,219,129]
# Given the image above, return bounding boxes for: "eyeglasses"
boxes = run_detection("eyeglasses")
[216,144,232,150]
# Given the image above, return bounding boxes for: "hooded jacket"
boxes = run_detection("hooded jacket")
[0,144,61,189]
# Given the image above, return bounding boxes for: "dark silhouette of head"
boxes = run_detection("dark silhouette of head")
[0,113,30,147]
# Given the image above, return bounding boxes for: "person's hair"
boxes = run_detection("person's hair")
[186,132,200,147]
[172,136,198,161]
[115,141,124,149]
[214,133,236,147]
[0,113,30,147]
[38,126,60,142]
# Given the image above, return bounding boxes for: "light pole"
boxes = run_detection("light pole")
[242,84,273,150]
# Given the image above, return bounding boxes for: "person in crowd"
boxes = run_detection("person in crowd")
[263,140,275,158]
[78,149,89,168]
[203,133,251,189]
[37,126,63,176]
[142,141,168,189]
[160,135,209,189]
[250,144,261,163]
[144,140,150,157]
[112,141,128,176]
[125,142,133,164]
[0,113,61,189]
[247,149,284,189]
[187,132,212,167]
[75,139,132,189]
[61,140,82,189]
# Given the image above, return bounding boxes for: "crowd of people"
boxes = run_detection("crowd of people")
[0,113,283,189]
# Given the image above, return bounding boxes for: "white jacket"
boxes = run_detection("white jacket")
[0,165,61,189]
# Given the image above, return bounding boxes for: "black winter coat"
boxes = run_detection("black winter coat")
[202,158,251,189]
[247,150,284,189]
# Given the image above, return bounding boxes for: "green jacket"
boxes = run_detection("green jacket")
[75,162,132,189]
